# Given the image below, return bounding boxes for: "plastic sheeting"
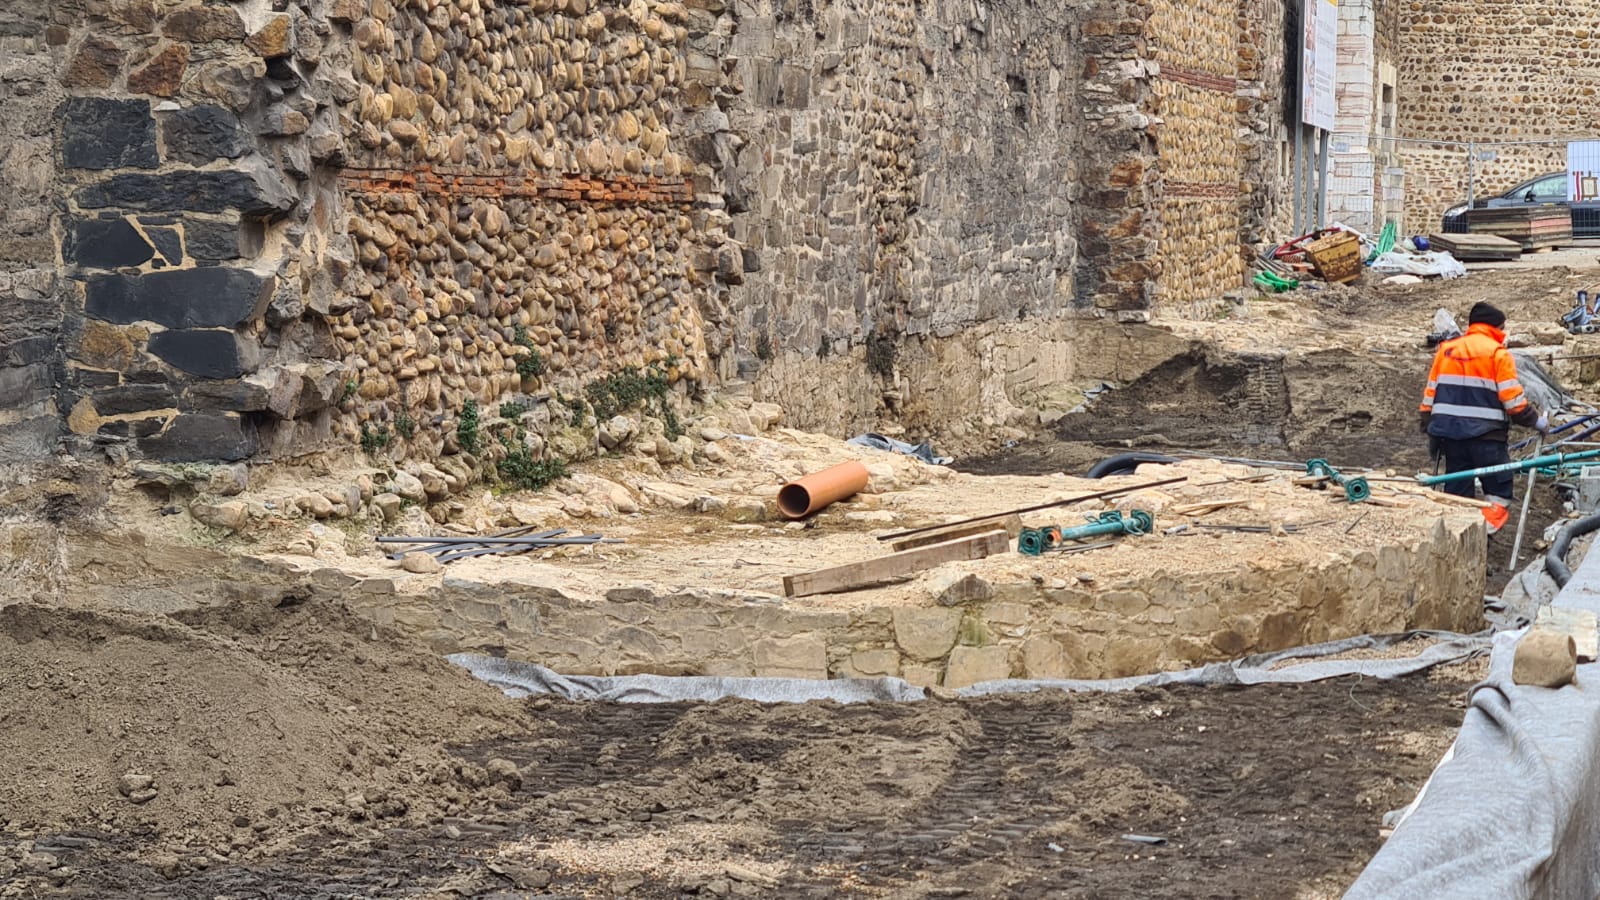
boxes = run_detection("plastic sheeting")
[845,433,952,466]
[1510,351,1576,414]
[1346,531,1600,899]
[1370,250,1469,280]
[448,630,1486,706]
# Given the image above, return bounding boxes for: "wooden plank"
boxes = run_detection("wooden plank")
[888,515,1022,552]
[783,530,1010,598]
[1388,487,1494,509]
[1170,498,1248,517]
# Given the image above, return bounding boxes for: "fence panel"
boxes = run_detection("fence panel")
[1322,135,1587,238]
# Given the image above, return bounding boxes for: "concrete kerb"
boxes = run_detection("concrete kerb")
[1347,536,1600,898]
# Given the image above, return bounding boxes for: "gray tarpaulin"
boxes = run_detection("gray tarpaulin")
[448,629,1485,706]
[1346,541,1600,898]
[845,432,952,466]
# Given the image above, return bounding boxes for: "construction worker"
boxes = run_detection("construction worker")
[1419,301,1549,534]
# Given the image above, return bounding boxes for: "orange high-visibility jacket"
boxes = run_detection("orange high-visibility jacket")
[1420,323,1536,440]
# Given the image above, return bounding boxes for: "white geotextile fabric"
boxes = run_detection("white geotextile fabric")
[448,629,1485,706]
[1347,540,1600,898]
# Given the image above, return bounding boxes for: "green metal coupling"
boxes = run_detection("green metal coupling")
[1305,458,1371,503]
[1018,510,1154,556]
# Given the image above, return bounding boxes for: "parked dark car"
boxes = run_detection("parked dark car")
[1441,171,1600,237]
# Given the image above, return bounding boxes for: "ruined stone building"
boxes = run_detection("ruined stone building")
[0,0,1591,470]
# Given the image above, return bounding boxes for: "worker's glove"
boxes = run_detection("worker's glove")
[1535,412,1551,434]
[1418,411,1430,435]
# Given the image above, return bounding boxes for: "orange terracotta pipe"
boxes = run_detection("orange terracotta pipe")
[777,460,870,519]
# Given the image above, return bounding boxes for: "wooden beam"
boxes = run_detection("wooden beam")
[783,529,1010,598]
[887,515,1022,552]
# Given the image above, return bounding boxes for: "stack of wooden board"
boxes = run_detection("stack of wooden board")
[1466,206,1573,251]
[1428,232,1522,262]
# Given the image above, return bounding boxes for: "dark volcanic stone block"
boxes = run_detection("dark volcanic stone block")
[144,226,183,265]
[184,378,271,412]
[61,98,158,170]
[183,215,261,261]
[75,161,296,218]
[147,329,250,378]
[162,105,251,165]
[64,218,155,269]
[83,267,273,329]
[91,384,177,415]
[138,413,258,462]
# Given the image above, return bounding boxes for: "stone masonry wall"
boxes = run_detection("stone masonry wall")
[1148,0,1247,309]
[1236,0,1293,248]
[692,0,1164,433]
[330,0,718,461]
[1396,0,1600,230]
[46,0,357,462]
[0,4,68,461]
[16,0,1297,467]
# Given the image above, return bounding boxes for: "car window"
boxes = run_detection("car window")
[1530,175,1568,201]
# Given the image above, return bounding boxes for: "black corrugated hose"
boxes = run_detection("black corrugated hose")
[1544,511,1600,588]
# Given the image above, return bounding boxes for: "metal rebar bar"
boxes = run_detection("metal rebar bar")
[383,524,550,559]
[434,529,571,563]
[378,535,622,546]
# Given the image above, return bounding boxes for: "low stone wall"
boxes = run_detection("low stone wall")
[325,512,1482,686]
[1,476,1485,686]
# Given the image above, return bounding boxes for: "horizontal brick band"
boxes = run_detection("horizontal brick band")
[1160,64,1237,94]
[337,167,695,205]
[1164,181,1239,199]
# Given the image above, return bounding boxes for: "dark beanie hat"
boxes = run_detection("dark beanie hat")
[1468,302,1506,328]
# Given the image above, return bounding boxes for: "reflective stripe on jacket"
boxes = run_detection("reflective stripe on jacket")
[1420,323,1532,440]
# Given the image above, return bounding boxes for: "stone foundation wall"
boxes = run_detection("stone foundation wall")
[340,513,1482,684]
[1395,0,1600,230]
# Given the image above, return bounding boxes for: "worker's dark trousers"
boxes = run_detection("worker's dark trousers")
[1438,437,1513,503]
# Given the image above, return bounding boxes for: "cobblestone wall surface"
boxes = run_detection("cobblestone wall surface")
[12,0,1299,466]
[1149,0,1247,307]
[1396,0,1600,229]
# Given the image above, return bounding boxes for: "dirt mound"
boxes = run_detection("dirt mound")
[0,598,529,865]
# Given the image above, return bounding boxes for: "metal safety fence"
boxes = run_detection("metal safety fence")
[1322,134,1598,239]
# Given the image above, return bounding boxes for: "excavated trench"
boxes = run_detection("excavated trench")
[964,346,1429,478]
[961,343,1562,595]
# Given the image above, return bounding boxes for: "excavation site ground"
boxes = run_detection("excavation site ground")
[4,266,1593,898]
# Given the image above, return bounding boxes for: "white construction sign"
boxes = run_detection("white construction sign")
[1300,0,1337,130]
[1569,141,1600,202]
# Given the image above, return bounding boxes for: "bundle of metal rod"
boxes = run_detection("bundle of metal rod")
[1190,520,1332,534]
[1512,413,1600,452]
[1169,452,1378,473]
[379,531,622,564]
[382,524,552,560]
